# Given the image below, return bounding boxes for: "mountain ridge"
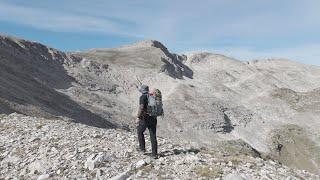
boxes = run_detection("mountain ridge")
[0,34,320,175]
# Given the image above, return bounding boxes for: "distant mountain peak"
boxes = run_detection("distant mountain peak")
[133,40,167,48]
[118,40,170,54]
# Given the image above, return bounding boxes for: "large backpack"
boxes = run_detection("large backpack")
[147,89,164,117]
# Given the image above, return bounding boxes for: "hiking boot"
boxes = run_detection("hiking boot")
[150,154,158,159]
[136,147,146,155]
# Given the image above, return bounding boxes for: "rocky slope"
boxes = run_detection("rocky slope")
[0,35,115,128]
[1,113,319,180]
[0,34,320,176]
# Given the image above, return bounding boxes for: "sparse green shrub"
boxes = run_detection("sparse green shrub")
[12,147,25,157]
[36,123,43,130]
[140,164,153,174]
[195,165,223,178]
[228,157,241,166]
[200,147,219,157]
[0,114,6,120]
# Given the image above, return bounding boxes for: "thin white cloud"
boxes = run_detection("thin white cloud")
[0,0,319,66]
[0,1,138,37]
[1,0,319,41]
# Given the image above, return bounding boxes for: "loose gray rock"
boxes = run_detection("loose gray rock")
[85,152,115,170]
[37,174,50,180]
[223,173,251,180]
[135,159,147,169]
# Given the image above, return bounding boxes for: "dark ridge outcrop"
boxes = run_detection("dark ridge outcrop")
[159,56,193,79]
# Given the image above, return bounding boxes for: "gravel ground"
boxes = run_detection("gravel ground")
[1,113,319,180]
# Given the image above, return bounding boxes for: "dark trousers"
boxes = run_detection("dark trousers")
[137,116,158,156]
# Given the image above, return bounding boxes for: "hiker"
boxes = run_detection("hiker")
[136,85,163,159]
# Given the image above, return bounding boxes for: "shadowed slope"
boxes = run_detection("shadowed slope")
[0,35,116,128]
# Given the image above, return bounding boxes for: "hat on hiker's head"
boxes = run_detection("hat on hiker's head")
[138,85,149,94]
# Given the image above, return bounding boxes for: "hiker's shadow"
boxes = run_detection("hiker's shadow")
[158,148,200,158]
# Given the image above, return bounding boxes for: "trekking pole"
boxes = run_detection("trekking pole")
[135,76,142,86]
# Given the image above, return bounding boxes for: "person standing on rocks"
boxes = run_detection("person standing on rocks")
[136,85,158,159]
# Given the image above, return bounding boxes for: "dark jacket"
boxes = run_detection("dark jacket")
[137,93,149,119]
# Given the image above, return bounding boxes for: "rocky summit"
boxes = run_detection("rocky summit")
[0,34,320,179]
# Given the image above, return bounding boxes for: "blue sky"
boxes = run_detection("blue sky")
[0,0,319,66]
